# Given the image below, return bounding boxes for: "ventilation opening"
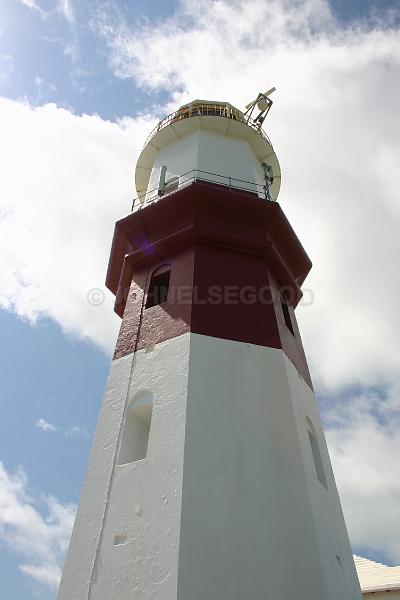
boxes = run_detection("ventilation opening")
[118,392,153,465]
[114,534,127,546]
[307,423,328,489]
[146,271,171,309]
[281,300,295,336]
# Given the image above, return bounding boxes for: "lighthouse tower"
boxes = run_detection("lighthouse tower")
[58,96,362,600]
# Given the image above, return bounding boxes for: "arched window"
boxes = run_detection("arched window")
[145,264,171,309]
[118,391,153,465]
[306,418,328,488]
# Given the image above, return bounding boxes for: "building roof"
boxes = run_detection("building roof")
[354,555,400,593]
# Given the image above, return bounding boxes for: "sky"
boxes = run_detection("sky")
[0,0,400,597]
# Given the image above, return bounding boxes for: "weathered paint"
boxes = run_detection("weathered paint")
[58,333,362,600]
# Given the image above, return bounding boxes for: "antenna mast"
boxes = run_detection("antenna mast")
[244,87,276,130]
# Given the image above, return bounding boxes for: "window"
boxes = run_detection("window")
[146,270,171,309]
[307,419,328,488]
[118,391,153,464]
[281,300,294,336]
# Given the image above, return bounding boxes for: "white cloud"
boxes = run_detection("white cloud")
[325,385,400,564]
[34,418,87,437]
[0,98,157,353]
[17,0,50,20]
[20,563,61,589]
[57,0,74,24]
[35,418,58,432]
[16,0,46,18]
[65,424,87,438]
[18,0,38,6]
[0,462,76,591]
[16,0,75,26]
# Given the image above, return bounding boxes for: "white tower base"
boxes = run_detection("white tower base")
[58,332,362,600]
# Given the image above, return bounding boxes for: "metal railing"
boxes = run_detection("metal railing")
[144,102,273,148]
[132,169,272,211]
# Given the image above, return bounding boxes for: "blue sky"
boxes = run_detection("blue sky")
[0,311,108,598]
[1,0,179,120]
[1,0,400,597]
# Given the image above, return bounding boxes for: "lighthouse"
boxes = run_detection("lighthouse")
[58,95,363,600]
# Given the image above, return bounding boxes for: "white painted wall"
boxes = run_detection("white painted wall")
[58,333,362,599]
[146,132,199,198]
[146,129,266,201]
[57,335,191,600]
[177,334,362,600]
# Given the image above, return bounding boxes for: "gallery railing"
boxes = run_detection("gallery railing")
[144,102,273,147]
[132,168,272,211]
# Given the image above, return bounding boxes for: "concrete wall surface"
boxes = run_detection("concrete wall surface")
[177,334,362,600]
[57,334,191,600]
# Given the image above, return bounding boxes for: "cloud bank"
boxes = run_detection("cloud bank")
[326,385,400,562]
[0,99,156,352]
[0,462,76,591]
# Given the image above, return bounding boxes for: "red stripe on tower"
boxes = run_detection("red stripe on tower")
[107,181,313,387]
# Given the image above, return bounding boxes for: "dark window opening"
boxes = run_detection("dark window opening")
[281,300,295,336]
[146,271,171,308]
